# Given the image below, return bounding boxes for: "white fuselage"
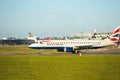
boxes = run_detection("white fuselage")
[29,26,120,52]
[29,38,115,52]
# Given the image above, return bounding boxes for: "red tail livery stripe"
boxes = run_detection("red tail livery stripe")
[112,26,120,34]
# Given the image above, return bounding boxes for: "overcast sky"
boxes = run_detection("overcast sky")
[0,0,120,38]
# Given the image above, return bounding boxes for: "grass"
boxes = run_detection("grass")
[0,45,38,54]
[0,56,120,80]
[0,46,120,80]
[0,45,66,54]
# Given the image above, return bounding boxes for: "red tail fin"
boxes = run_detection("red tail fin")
[108,26,120,42]
[47,37,51,40]
[42,37,51,42]
[112,26,120,34]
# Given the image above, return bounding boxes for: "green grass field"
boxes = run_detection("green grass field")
[0,56,120,80]
[0,46,120,80]
[0,45,66,54]
[0,46,38,54]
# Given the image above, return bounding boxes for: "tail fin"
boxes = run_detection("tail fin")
[112,26,120,34]
[47,37,51,40]
[42,37,51,42]
[109,26,120,42]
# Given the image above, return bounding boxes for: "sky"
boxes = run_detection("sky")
[0,0,120,38]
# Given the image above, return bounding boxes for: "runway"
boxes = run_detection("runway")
[81,48,120,54]
[0,48,120,56]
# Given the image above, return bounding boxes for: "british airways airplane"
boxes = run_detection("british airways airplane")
[29,26,120,52]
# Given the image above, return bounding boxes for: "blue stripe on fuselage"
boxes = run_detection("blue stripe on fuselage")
[29,47,73,52]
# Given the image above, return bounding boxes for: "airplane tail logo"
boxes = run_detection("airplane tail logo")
[109,26,120,42]
[108,36,119,42]
[112,26,120,34]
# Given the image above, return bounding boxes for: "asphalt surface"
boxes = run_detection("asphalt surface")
[81,48,120,54]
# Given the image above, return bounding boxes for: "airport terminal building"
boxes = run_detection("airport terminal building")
[0,38,34,46]
[0,33,36,46]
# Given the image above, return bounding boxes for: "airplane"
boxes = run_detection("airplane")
[29,26,120,53]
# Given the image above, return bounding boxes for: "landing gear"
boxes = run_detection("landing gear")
[115,42,120,48]
[77,51,82,56]
[64,47,66,52]
[38,49,42,54]
[73,50,82,56]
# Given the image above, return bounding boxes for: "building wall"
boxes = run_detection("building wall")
[0,39,34,45]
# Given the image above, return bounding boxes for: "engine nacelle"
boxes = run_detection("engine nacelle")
[57,47,73,52]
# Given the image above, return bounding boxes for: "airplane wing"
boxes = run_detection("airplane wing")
[74,45,93,49]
